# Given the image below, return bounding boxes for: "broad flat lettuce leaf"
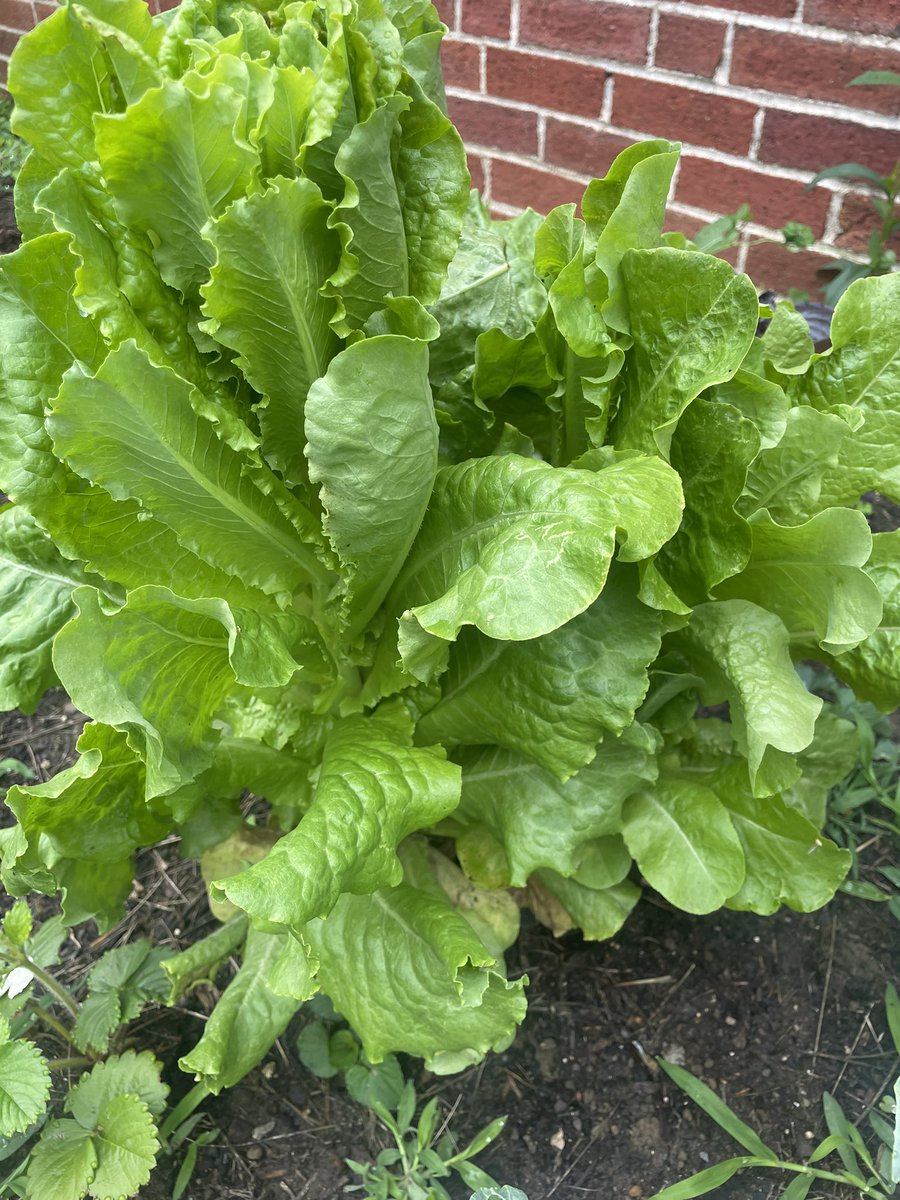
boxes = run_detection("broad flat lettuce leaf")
[654,398,759,604]
[95,57,259,293]
[721,780,850,914]
[2,724,168,929]
[707,368,788,450]
[798,272,900,504]
[825,531,900,710]
[583,139,680,334]
[305,336,438,634]
[417,567,664,777]
[217,706,460,933]
[8,5,113,170]
[675,600,822,781]
[305,881,527,1072]
[739,405,854,523]
[0,505,96,713]
[52,586,309,797]
[375,452,681,687]
[716,508,883,654]
[179,926,300,1093]
[0,234,104,505]
[612,247,758,455]
[531,872,641,940]
[760,302,815,376]
[456,723,658,885]
[201,176,341,486]
[621,775,745,914]
[49,341,328,598]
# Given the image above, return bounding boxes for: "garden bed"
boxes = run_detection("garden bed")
[1,694,896,1200]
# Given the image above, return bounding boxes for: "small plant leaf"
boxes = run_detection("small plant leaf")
[297,1021,339,1079]
[469,1190,529,1200]
[850,70,900,87]
[807,163,887,190]
[416,1097,439,1150]
[808,1131,851,1163]
[88,1093,159,1199]
[645,1156,759,1199]
[885,983,900,1055]
[1,903,32,949]
[27,1120,97,1200]
[658,1061,777,1159]
[397,1081,416,1132]
[67,1051,169,1126]
[73,941,169,1053]
[26,917,67,971]
[450,1116,508,1163]
[779,1176,814,1199]
[0,1036,51,1137]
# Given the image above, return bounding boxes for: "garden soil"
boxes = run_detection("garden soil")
[1,183,898,1200]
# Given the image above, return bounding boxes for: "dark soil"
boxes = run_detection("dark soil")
[2,695,898,1200]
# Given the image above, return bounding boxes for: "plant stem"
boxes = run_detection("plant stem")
[24,958,79,1020]
[46,1056,93,1071]
[31,1007,75,1045]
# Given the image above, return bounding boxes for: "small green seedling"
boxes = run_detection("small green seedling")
[0,903,216,1200]
[648,984,900,1199]
[297,1012,512,1199]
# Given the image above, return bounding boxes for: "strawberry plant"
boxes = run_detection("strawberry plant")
[0,0,898,1137]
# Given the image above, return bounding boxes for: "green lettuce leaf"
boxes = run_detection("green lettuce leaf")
[200,175,341,486]
[456,723,658,885]
[375,452,681,687]
[675,600,822,781]
[612,247,759,455]
[715,508,883,654]
[417,566,664,777]
[798,272,900,504]
[305,880,527,1072]
[49,342,329,598]
[52,586,311,797]
[179,926,300,1093]
[0,505,97,713]
[217,706,460,933]
[305,336,438,634]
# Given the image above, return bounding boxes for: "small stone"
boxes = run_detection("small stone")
[550,1128,566,1151]
[628,1187,642,1198]
[246,1146,263,1161]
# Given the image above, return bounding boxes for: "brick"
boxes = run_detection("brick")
[665,208,740,265]
[760,110,900,177]
[805,0,900,36]
[486,46,607,118]
[731,29,900,117]
[655,14,725,79]
[448,95,539,155]
[0,28,17,54]
[467,154,486,194]
[544,117,632,176]
[676,157,830,238]
[519,0,650,64]
[0,59,6,84]
[461,0,511,39]
[433,0,455,29]
[442,40,480,90]
[0,0,32,29]
[834,191,900,253]
[744,238,843,300]
[612,76,758,156]
[34,2,55,19]
[678,0,794,14]
[491,158,587,213]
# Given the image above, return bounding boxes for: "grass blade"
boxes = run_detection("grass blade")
[658,1060,777,1159]
[779,1176,814,1200]
[885,984,900,1056]
[646,1156,759,1199]
[822,1092,864,1179]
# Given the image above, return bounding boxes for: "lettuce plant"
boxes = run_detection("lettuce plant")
[1,0,898,1096]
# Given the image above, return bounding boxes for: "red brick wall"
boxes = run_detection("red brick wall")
[3,0,900,294]
[440,0,900,295]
